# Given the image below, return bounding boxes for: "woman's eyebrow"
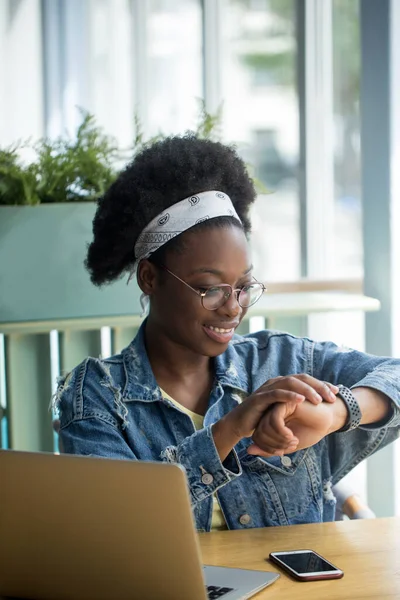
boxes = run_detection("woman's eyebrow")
[189,265,253,276]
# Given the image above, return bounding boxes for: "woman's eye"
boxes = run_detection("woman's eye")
[206,287,223,296]
[239,282,253,292]
[197,286,222,296]
[196,285,219,292]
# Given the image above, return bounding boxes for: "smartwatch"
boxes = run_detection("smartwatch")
[336,385,362,432]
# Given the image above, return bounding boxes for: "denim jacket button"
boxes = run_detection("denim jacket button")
[239,514,251,525]
[281,456,292,467]
[201,473,214,485]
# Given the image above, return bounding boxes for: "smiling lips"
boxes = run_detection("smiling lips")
[208,325,234,334]
[203,323,238,344]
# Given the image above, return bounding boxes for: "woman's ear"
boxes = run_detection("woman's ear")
[137,260,159,296]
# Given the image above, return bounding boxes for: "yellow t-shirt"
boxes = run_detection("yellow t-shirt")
[161,389,228,531]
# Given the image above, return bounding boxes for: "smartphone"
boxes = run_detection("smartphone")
[269,549,344,581]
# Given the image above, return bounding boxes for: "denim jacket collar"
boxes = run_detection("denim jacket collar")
[121,320,248,402]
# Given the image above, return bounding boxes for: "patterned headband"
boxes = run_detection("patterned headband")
[134,190,241,262]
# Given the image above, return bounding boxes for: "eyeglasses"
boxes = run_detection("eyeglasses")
[161,265,266,311]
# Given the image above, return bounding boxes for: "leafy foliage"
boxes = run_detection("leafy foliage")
[0,102,263,205]
[194,101,224,141]
[0,147,39,205]
[0,112,119,206]
[0,103,234,206]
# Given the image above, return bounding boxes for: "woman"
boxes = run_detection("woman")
[56,135,400,531]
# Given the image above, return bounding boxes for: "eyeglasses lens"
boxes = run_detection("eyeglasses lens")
[203,287,230,310]
[239,284,264,307]
[202,284,264,310]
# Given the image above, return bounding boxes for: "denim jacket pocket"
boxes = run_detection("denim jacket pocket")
[240,448,322,523]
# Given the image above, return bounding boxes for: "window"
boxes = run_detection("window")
[220,0,300,282]
[146,0,203,136]
[0,0,44,144]
[332,0,362,277]
[86,0,135,146]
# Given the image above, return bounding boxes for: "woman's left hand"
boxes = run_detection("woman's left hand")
[248,399,338,456]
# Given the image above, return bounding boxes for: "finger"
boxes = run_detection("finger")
[324,381,340,400]
[277,377,324,405]
[268,405,297,440]
[252,414,297,452]
[290,374,338,404]
[256,405,295,443]
[254,389,305,411]
[252,431,292,451]
[300,375,339,403]
[251,428,293,452]
[251,402,299,450]
[258,375,324,404]
[252,425,298,454]
[287,438,299,451]
[258,376,339,407]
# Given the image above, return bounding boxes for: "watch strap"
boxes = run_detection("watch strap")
[336,385,362,432]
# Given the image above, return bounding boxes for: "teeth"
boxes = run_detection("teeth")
[208,326,233,334]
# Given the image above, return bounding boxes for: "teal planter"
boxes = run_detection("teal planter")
[0,204,141,322]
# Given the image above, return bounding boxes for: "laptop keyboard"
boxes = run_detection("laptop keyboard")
[207,585,234,598]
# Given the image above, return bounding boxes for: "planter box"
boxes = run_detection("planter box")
[0,204,141,323]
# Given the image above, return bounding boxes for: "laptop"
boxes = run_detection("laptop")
[0,450,279,599]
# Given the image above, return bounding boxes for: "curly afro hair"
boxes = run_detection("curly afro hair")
[85,134,257,286]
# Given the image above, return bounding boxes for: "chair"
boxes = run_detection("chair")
[333,481,376,520]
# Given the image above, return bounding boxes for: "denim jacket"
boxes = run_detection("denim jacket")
[57,323,400,531]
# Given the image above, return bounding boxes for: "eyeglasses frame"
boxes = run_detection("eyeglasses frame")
[160,265,266,311]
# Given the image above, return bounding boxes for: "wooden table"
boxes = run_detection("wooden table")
[199,517,400,599]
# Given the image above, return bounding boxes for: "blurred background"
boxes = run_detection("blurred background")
[1,0,399,517]
[0,0,362,283]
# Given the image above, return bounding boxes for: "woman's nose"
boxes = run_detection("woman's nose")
[220,289,241,318]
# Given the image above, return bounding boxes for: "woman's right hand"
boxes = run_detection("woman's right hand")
[212,375,338,461]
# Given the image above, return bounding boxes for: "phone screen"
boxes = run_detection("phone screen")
[269,550,343,581]
[274,551,337,574]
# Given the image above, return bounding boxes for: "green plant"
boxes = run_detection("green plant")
[0,147,39,205]
[194,101,224,141]
[0,111,119,206]
[0,102,265,206]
